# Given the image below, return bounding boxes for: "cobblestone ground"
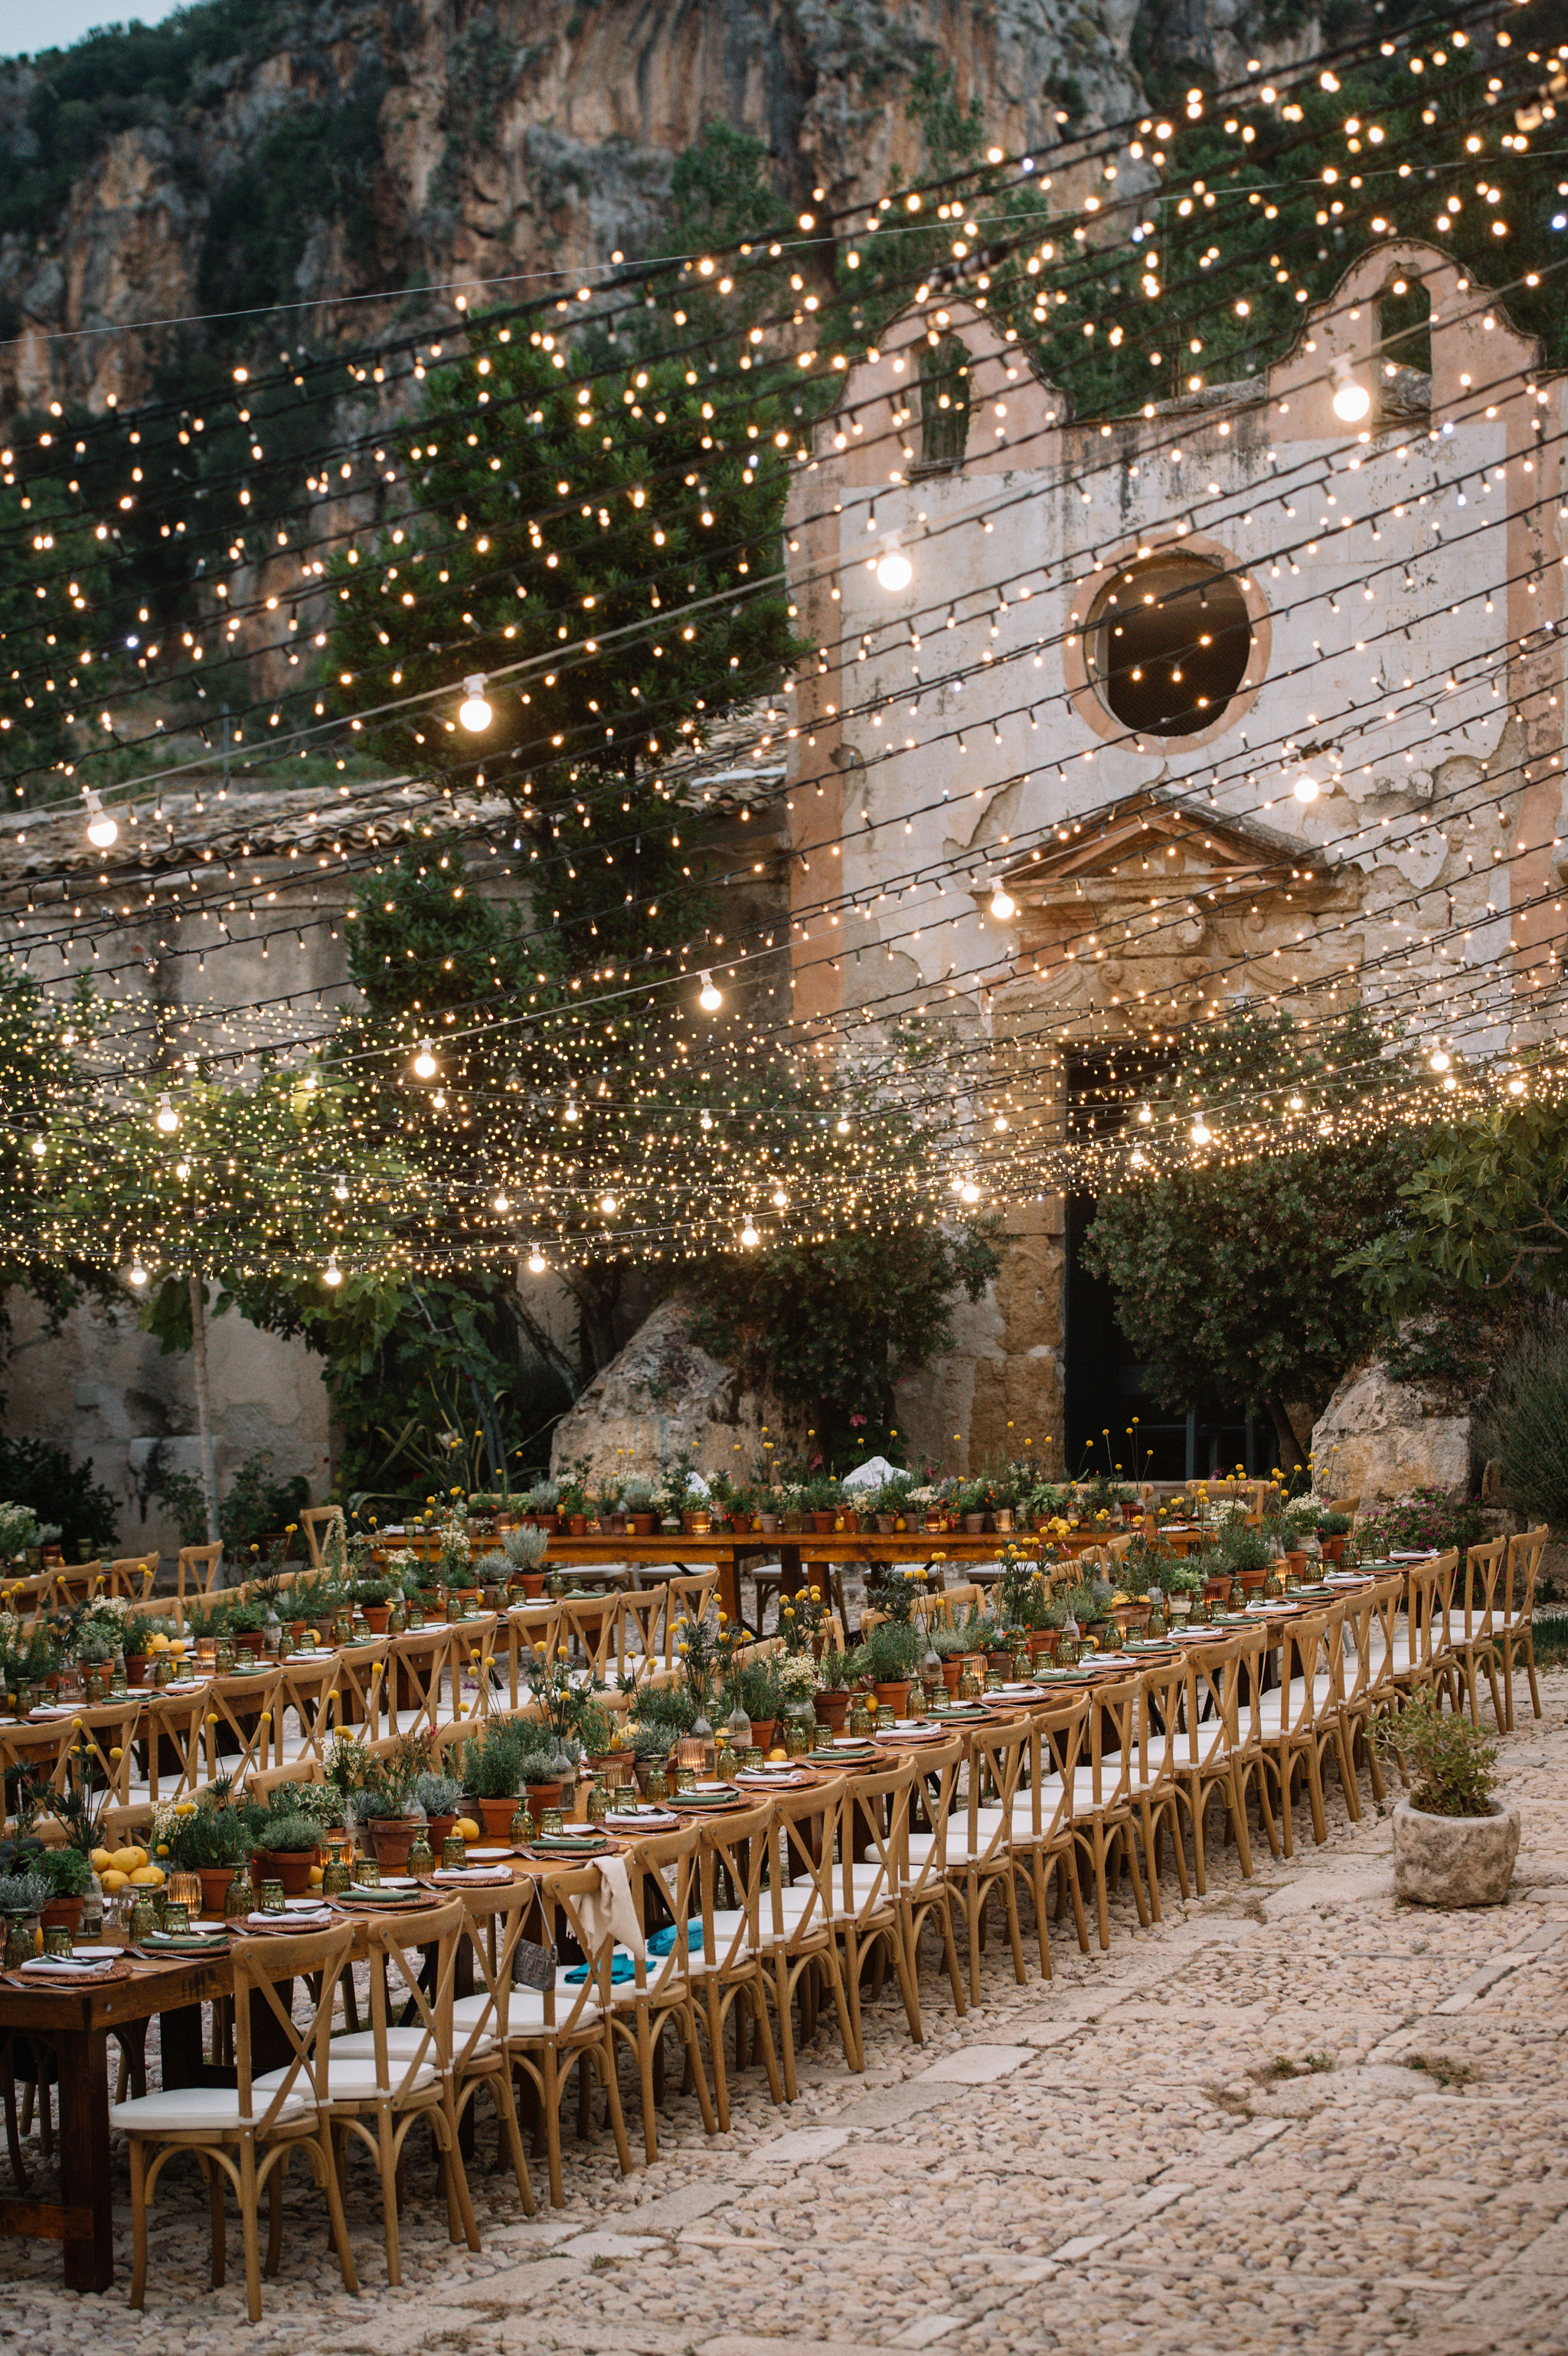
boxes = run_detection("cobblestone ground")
[2,1674,1565,2356]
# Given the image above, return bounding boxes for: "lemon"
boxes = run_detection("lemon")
[110,1846,141,1875]
[90,1846,113,1874]
[100,1869,129,1894]
[768,1747,788,1762]
[308,1864,325,1888]
[148,1632,170,1652]
[129,1863,164,1887]
[454,1816,481,1841]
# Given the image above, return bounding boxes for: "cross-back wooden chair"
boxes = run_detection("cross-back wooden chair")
[665,1572,718,1662]
[318,1895,479,2282]
[694,1798,785,2129]
[273,1655,341,1776]
[616,1588,671,1682]
[510,1863,635,2207]
[763,1775,857,2099]
[447,1616,499,1724]
[203,1665,285,1787]
[1068,1672,1147,1951]
[112,1921,358,2323]
[299,1506,345,1570]
[49,1561,103,1609]
[140,1682,208,1804]
[1,1697,145,1826]
[1387,1554,1459,1709]
[897,1733,969,2028]
[385,1624,456,1737]
[1256,1608,1348,1856]
[942,1714,1032,2001]
[176,1543,224,1603]
[913,1581,985,1631]
[441,1881,537,2222]
[1128,1653,1189,1918]
[558,1595,621,1686]
[501,1604,560,1711]
[831,1756,922,2063]
[609,1823,717,2163]
[1498,1524,1548,1730]
[1170,1631,1255,1894]
[106,1554,158,1601]
[245,1757,327,1809]
[1442,1537,1507,1729]
[332,1640,390,1743]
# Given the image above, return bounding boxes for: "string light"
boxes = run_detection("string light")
[875,535,913,593]
[457,675,492,731]
[154,1091,179,1135]
[1293,771,1321,804]
[413,1038,439,1079]
[527,1248,547,1273]
[740,1219,760,1247]
[323,1255,343,1286]
[697,971,723,1013]
[83,791,118,850]
[990,885,1017,921]
[128,1263,149,1288]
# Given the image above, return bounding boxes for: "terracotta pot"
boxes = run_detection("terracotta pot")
[872,1679,913,1716]
[124,1654,147,1687]
[425,1813,458,1854]
[840,1508,860,1535]
[1029,1629,1057,1660]
[1119,1600,1153,1630]
[533,1514,560,1536]
[1202,1577,1233,1604]
[940,1658,963,1695]
[963,1514,986,1534]
[523,1779,566,1815]
[255,1848,317,1897]
[812,1688,851,1733]
[368,1817,420,1873]
[629,1514,658,1537]
[1285,1551,1308,1581]
[875,1515,897,1534]
[757,1514,779,1534]
[469,1795,522,1842]
[197,1866,240,1916]
[1321,1537,1346,1564]
[361,1605,391,1635]
[510,1573,547,1600]
[232,1630,266,1659]
[986,1651,1014,1673]
[810,1511,837,1534]
[729,1512,751,1534]
[40,1897,83,1936]
[747,1719,777,1754]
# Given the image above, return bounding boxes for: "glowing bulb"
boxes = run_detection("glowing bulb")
[771,1188,789,1210]
[563,1100,579,1123]
[1429,1049,1451,1073]
[494,1191,510,1213]
[175,1160,190,1181]
[1442,1073,1458,1093]
[959,1180,982,1204]
[1130,1149,1147,1169]
[29,1136,44,1158]
[155,1091,179,1134]
[1508,1077,1526,1096]
[1289,1093,1304,1112]
[413,1038,438,1079]
[836,1117,851,1135]
[875,536,913,593]
[431,1087,447,1109]
[334,1175,349,1201]
[741,1220,760,1248]
[128,1262,148,1289]
[323,1257,343,1287]
[600,1194,617,1216]
[994,1114,1009,1132]
[527,1250,547,1273]
[1191,1118,1211,1145]
[1293,770,1320,803]
[1331,374,1370,423]
[458,674,492,731]
[83,789,118,849]
[990,886,1016,921]
[697,970,722,1012]
[1137,1101,1152,1124]
[700,1109,714,1131]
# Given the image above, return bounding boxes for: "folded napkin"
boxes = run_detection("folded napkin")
[565,1920,702,1986]
[572,1852,645,1965]
[605,1809,678,1832]
[433,1865,512,1885]
[243,1910,332,1933]
[18,1955,106,1976]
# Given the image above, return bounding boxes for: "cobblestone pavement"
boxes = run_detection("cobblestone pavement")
[2,1677,1566,2356]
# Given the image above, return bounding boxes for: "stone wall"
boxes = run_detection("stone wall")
[1309,1357,1472,1508]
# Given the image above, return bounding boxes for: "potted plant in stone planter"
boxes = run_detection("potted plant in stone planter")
[1377,1692,1520,1907]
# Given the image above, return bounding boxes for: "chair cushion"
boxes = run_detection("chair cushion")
[112,2083,314,2136]
[501,1977,604,2033]
[333,2024,498,2067]
[260,2057,436,2105]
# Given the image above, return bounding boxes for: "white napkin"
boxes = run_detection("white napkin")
[574,1852,645,1963]
[18,1955,106,1975]
[433,1866,512,1884]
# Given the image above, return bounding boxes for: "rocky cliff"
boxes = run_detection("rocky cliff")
[0,0,1270,414]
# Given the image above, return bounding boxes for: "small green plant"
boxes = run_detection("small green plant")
[36,1845,93,1898]
[630,1681,698,1737]
[413,1770,465,1818]
[1376,1691,1499,1818]
[1406,2052,1480,2088]
[167,1790,260,1870]
[501,1523,549,1572]
[0,1867,50,1916]
[859,1619,923,1681]
[217,1451,309,1554]
[253,1808,323,1856]
[461,1717,531,1799]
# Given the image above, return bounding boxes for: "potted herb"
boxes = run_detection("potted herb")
[501,1522,550,1596]
[168,1788,260,1915]
[727,1655,783,1750]
[36,1843,92,1936]
[461,1718,531,1839]
[525,1479,562,1535]
[1378,1693,1520,1907]
[1315,1511,1353,1563]
[958,1481,989,1536]
[628,1684,697,1786]
[350,1577,394,1634]
[518,1734,580,1815]
[622,1476,658,1538]
[0,1867,50,1961]
[626,1721,677,1792]
[413,1769,466,1854]
[859,1619,923,1715]
[251,1804,323,1897]
[811,1645,856,1734]
[354,1731,431,1871]
[802,1475,841,1536]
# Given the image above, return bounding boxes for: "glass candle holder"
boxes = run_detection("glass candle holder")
[257,1880,286,1915]
[160,1900,191,1936]
[539,1807,565,1836]
[166,1871,202,1917]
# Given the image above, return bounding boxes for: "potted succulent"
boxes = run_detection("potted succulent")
[351,1577,395,1635]
[622,1476,658,1537]
[250,1804,323,1897]
[462,1717,532,1840]
[519,1734,581,1817]
[1379,1693,1520,1907]
[414,1769,466,1855]
[525,1479,562,1535]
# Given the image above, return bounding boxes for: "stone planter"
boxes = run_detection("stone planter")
[756,1514,779,1534]
[1393,1799,1520,1908]
[963,1513,986,1535]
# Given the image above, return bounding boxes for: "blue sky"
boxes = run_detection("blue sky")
[0,0,181,57]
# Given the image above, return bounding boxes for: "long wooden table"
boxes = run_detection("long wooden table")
[534,1532,1042,1631]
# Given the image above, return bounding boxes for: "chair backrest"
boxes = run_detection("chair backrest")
[697,1797,774,1970]
[531,1863,625,2035]
[362,1894,467,2098]
[177,1543,223,1602]
[387,1623,458,1736]
[1333,1585,1380,1716]
[275,1655,341,1773]
[454,1877,536,2064]
[144,1684,209,1802]
[559,1595,620,1684]
[1080,1673,1139,1811]
[622,1822,703,1999]
[1177,1633,1242,1773]
[1456,1537,1507,1644]
[915,1581,984,1630]
[1227,1624,1272,1757]
[51,1561,103,1607]
[1028,1691,1089,1841]
[616,1589,668,1681]
[107,1554,158,1600]
[246,1756,327,1809]
[232,1922,356,2130]
[204,1665,286,1784]
[1105,1532,1134,1564]
[903,1734,965,1899]
[1406,1553,1458,1673]
[960,1715,1031,1866]
[835,1756,913,1920]
[1134,1655,1187,1793]
[1504,1525,1549,1632]
[332,1640,390,1743]
[299,1505,345,1570]
[765,1775,846,1948]
[1273,1608,1336,1739]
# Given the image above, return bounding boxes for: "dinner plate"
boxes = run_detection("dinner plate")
[466,1847,513,1862]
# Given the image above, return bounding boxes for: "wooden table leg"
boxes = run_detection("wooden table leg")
[57,2028,113,2292]
[716,1551,742,1629]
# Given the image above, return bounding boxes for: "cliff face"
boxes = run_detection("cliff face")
[0,0,1175,413]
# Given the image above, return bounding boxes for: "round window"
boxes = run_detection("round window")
[1085,553,1253,738]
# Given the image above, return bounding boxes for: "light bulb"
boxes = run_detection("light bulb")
[175,1160,190,1181]
[431,1088,446,1109]
[83,789,118,849]
[493,1190,511,1212]
[875,537,913,592]
[1130,1148,1147,1169]
[697,970,722,1012]
[600,1194,617,1216]
[458,675,492,731]
[741,1220,760,1248]
[527,1250,547,1273]
[1429,1049,1451,1073]
[323,1257,343,1287]
[1137,1101,1152,1125]
[333,1175,349,1201]
[1293,770,1319,803]
[990,886,1016,920]
[1191,1118,1211,1145]
[1331,374,1370,423]
[29,1136,44,1158]
[700,1109,714,1130]
[960,1180,982,1204]
[836,1117,851,1136]
[994,1114,1009,1132]
[1508,1077,1526,1096]
[1288,1094,1304,1112]
[1442,1073,1457,1093]
[128,1262,148,1289]
[563,1100,579,1123]
[413,1038,438,1079]
[771,1188,789,1210]
[155,1091,179,1134]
